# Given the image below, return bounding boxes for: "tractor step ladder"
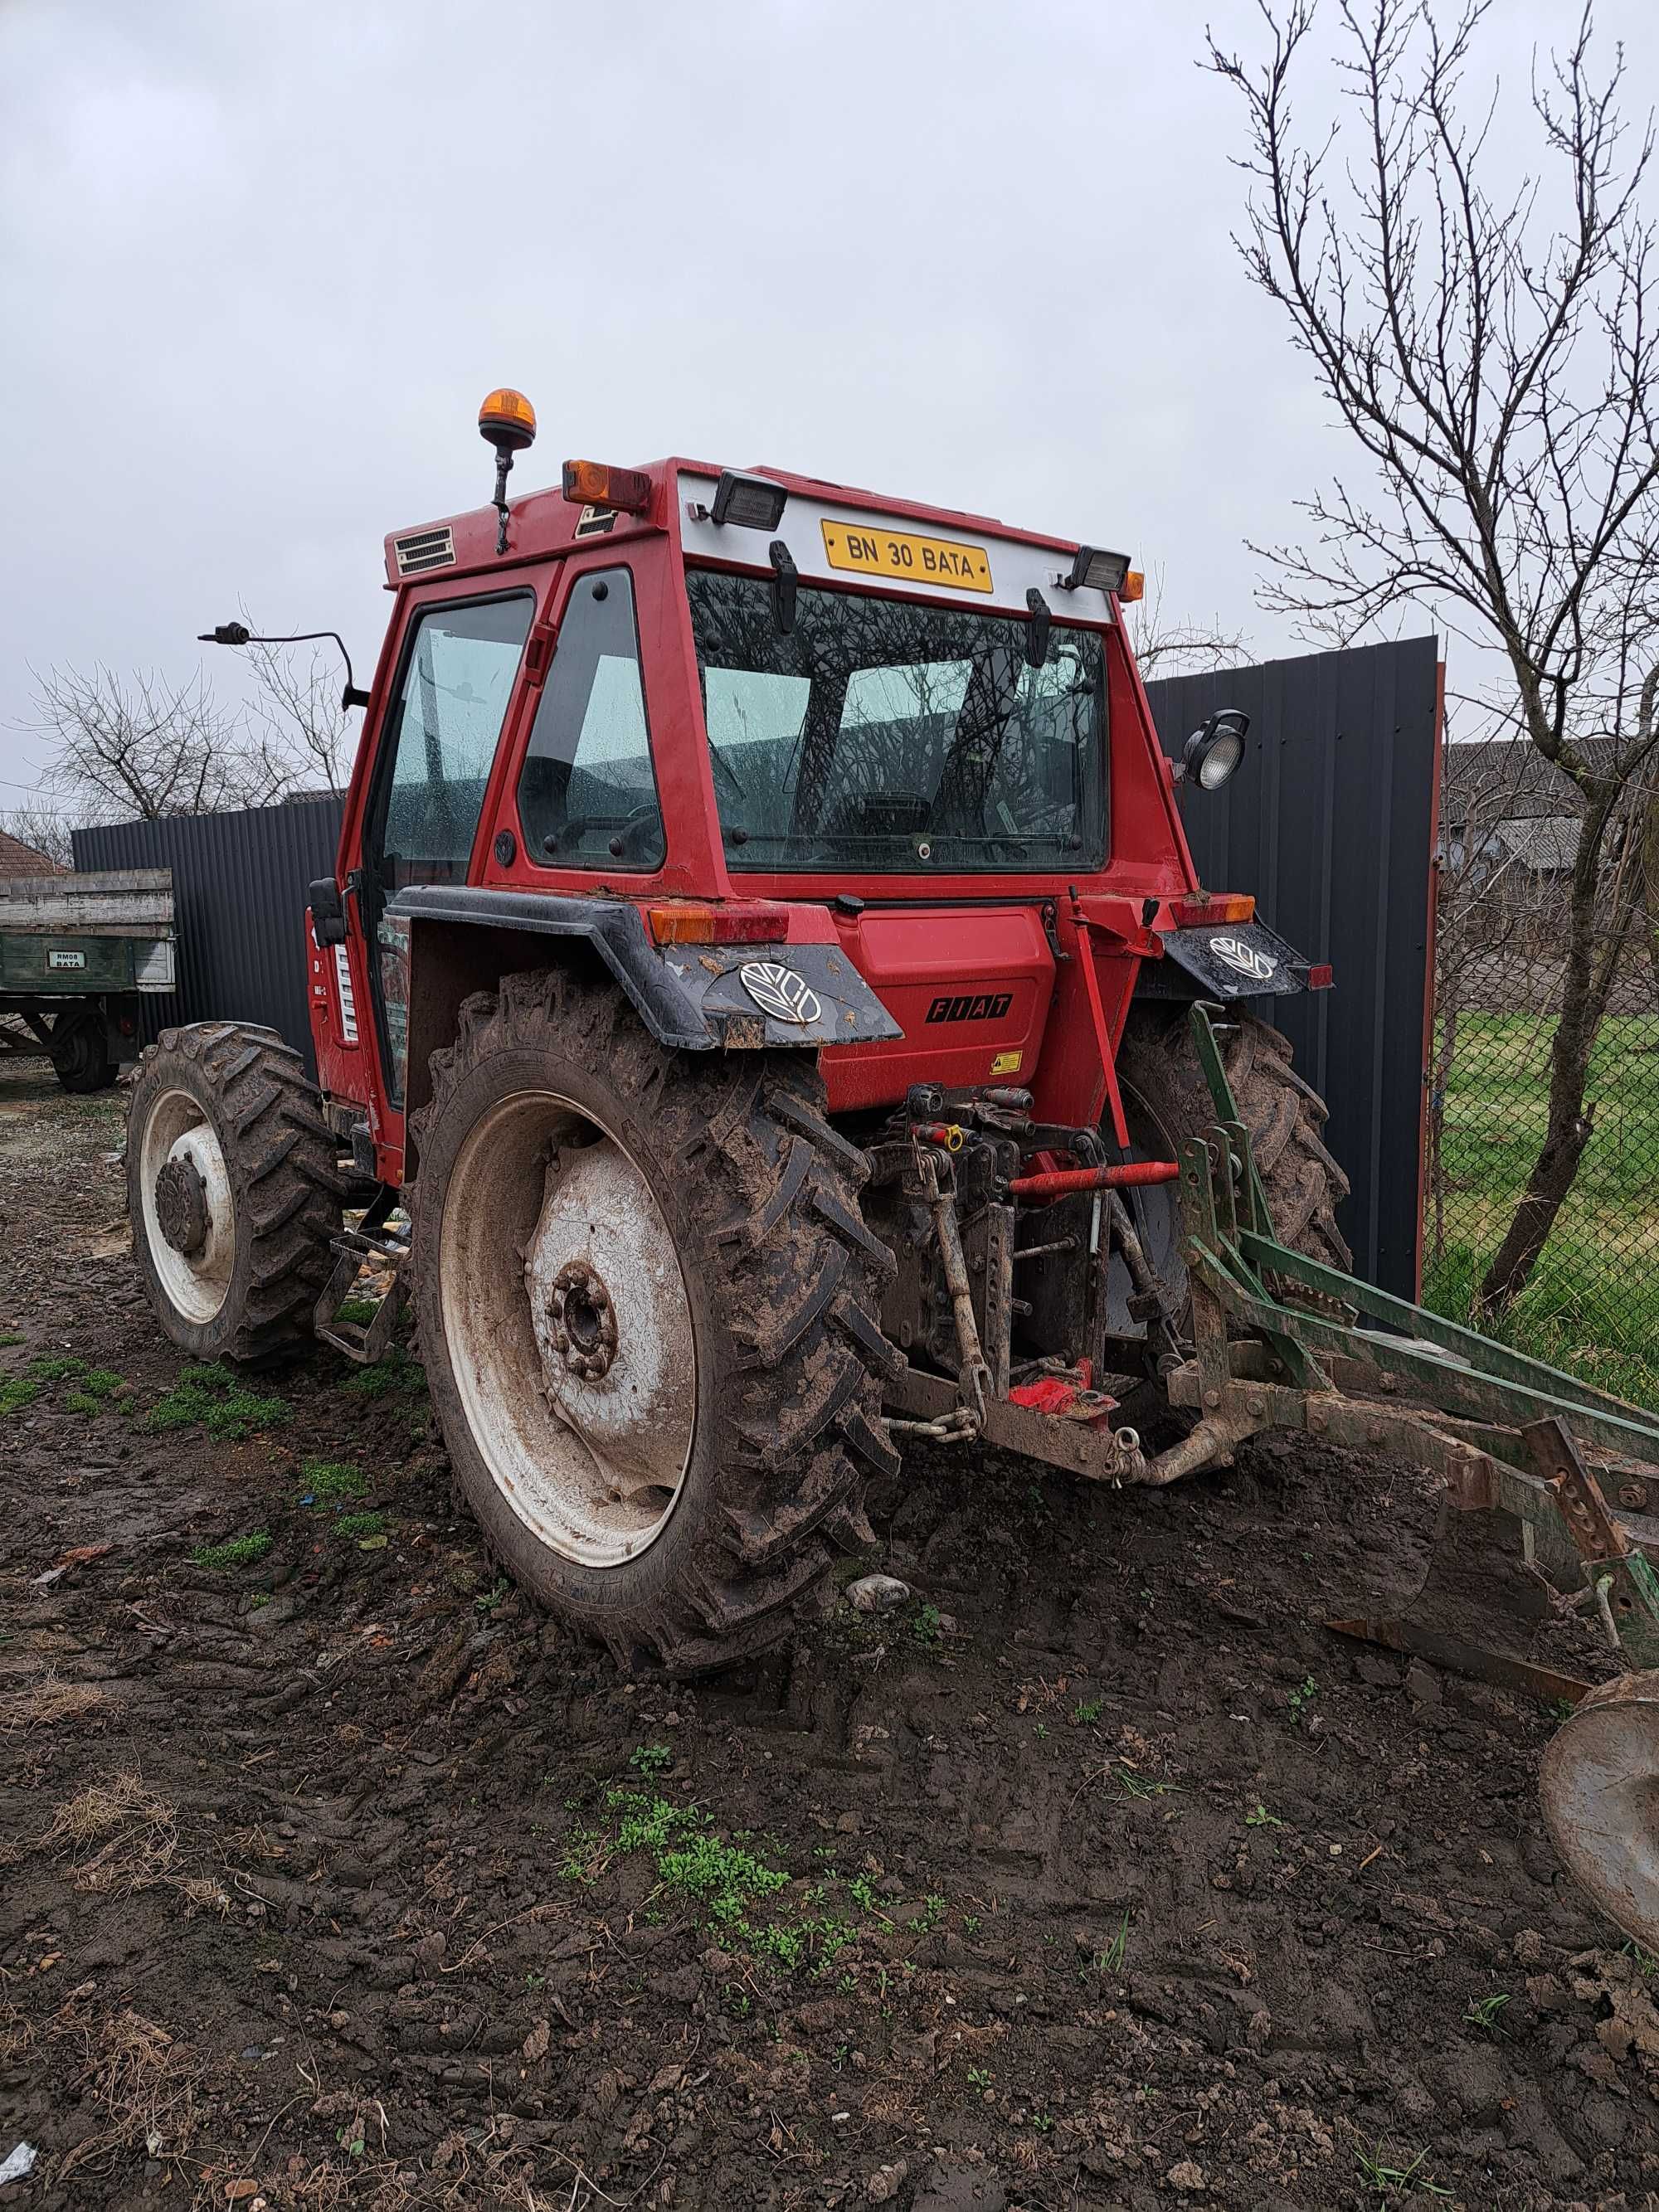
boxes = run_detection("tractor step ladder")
[313,1188,409,1364]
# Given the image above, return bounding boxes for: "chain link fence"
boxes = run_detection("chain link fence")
[1423,799,1659,1409]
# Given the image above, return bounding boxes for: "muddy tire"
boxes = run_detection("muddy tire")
[411,968,898,1672]
[1116,1006,1353,1299]
[127,1023,343,1363]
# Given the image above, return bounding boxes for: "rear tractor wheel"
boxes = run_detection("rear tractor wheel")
[127,1023,343,1362]
[411,969,898,1671]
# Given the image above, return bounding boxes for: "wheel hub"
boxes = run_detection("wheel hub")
[137,1090,238,1327]
[438,1096,697,1571]
[547,1260,619,1379]
[155,1154,211,1257]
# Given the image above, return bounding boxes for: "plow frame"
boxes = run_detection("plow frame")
[1157,1005,1659,1689]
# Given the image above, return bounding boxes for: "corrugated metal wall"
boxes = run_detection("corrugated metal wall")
[1145,634,1441,1297]
[74,797,343,1077]
[71,635,1440,1296]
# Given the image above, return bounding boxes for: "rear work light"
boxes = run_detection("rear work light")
[690,470,789,532]
[1058,545,1135,596]
[646,902,788,946]
[1306,962,1334,990]
[562,459,654,513]
[1170,892,1256,928]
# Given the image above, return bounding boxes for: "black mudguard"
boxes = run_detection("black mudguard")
[1137,916,1316,1002]
[387,886,902,1052]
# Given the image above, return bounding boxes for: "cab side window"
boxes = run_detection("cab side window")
[369,594,533,891]
[518,569,665,870]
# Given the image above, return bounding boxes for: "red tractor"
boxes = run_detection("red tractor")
[127,392,1659,1949]
[128,389,1350,1670]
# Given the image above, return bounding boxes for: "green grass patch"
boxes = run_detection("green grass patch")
[148,1363,290,1441]
[301,1459,366,1503]
[588,1791,867,1976]
[0,1332,22,1348]
[191,1530,274,1571]
[333,1510,387,1539]
[334,1297,381,1325]
[339,1346,426,1400]
[1426,1012,1659,1408]
[0,1377,41,1415]
[28,1354,87,1382]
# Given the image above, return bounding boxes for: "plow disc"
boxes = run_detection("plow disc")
[1142,1009,1659,1948]
[1541,1673,1659,1952]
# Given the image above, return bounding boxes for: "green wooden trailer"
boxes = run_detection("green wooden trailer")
[0,868,175,1091]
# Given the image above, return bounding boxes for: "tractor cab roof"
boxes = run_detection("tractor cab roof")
[384,458,1134,625]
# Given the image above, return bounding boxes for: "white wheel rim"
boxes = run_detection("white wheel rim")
[138,1086,237,1325]
[439,1090,697,1569]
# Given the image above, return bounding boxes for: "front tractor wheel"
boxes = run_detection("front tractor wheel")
[127,1023,342,1362]
[1112,1007,1353,1322]
[411,970,898,1672]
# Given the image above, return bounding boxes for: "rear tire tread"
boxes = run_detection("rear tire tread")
[411,969,895,1672]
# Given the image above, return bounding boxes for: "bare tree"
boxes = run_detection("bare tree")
[241,631,354,796]
[26,664,271,824]
[0,805,73,870]
[1209,0,1659,1318]
[1127,566,1250,677]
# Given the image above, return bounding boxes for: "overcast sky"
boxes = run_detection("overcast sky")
[2,0,1652,812]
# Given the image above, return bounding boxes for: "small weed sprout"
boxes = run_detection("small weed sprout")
[1355,2143,1452,2199]
[1245,1803,1286,1829]
[912,1602,942,1646]
[1287,1675,1318,1723]
[967,2065,992,2089]
[1464,1992,1510,2033]
[1072,1697,1103,1725]
[630,1743,674,1775]
[1098,1910,1131,1974]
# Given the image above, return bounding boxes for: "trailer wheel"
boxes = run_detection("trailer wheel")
[51,1014,116,1094]
[410,969,898,1672]
[1115,1007,1352,1319]
[127,1023,342,1362]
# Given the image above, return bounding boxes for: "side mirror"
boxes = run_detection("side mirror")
[309,877,347,947]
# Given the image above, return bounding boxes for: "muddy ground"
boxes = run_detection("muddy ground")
[2,1057,1657,2211]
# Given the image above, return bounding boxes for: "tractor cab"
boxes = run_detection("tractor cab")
[305,394,1312,1191]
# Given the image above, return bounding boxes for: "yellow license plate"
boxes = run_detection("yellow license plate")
[821,520,994,593]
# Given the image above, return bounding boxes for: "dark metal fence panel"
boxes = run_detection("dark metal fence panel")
[73,799,343,1076]
[1145,634,1441,1300]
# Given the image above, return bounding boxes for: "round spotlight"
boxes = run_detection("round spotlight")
[1182,709,1249,791]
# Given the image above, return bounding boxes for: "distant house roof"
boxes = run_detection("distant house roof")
[1491,815,1579,872]
[0,829,66,878]
[1443,736,1629,824]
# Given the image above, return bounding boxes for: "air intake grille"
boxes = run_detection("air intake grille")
[393,526,455,576]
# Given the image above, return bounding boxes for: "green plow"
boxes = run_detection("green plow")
[1151,1005,1659,1949]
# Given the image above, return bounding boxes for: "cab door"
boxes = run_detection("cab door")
[351,587,538,1125]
